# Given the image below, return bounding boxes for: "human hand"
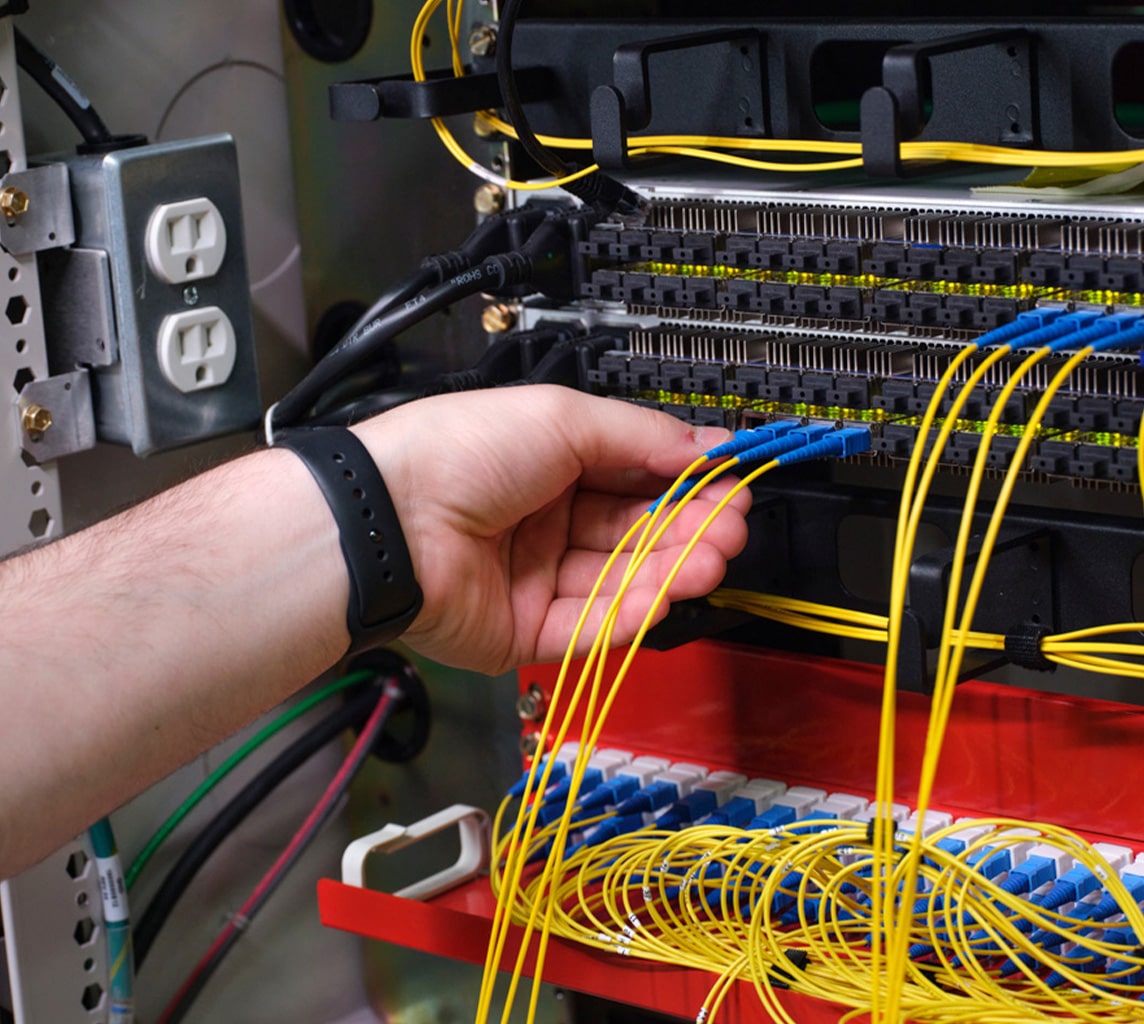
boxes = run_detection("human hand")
[353,386,750,674]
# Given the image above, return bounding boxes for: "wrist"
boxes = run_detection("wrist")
[278,424,423,652]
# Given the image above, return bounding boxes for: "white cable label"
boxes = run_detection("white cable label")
[50,65,91,110]
[95,854,128,923]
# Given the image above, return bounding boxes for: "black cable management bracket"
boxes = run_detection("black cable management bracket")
[589,28,765,172]
[327,18,1144,180]
[858,28,1036,177]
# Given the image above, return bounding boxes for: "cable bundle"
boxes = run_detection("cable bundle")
[488,802,1144,1024]
[710,590,1144,680]
[476,422,872,1024]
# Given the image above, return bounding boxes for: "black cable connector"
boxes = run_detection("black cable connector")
[516,207,602,301]
[275,207,597,428]
[494,0,643,216]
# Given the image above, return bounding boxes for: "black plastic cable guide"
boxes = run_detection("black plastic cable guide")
[587,24,1032,176]
[859,28,1034,177]
[328,64,555,122]
[589,28,765,171]
[644,478,1144,703]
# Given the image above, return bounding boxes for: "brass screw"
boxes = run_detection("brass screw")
[473,182,505,216]
[515,683,547,722]
[472,112,499,139]
[468,24,497,58]
[481,303,516,334]
[21,403,52,436]
[0,187,29,218]
[519,731,541,758]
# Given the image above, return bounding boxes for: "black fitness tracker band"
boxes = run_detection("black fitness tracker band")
[275,426,423,653]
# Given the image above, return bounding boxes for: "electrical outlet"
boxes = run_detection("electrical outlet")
[59,135,260,454]
[144,196,227,284]
[156,306,236,392]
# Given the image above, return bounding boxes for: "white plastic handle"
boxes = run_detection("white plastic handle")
[340,803,491,901]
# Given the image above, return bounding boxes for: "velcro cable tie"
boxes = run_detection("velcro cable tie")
[1003,621,1055,673]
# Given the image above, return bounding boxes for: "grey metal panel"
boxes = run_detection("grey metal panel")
[0,17,61,557]
[0,18,93,1024]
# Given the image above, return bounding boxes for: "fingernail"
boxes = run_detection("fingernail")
[692,426,731,449]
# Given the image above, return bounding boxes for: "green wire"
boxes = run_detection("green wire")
[125,669,374,890]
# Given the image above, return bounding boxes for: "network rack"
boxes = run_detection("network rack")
[310,7,1144,1024]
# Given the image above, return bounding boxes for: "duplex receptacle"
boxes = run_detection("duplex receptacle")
[58,135,260,455]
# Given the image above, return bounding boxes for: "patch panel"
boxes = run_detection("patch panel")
[581,322,1144,484]
[572,193,1144,482]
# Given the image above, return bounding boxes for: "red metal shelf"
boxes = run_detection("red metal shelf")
[319,642,1144,1023]
[318,878,848,1024]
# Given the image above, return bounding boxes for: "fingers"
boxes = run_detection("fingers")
[568,475,751,554]
[544,387,733,478]
[556,528,742,603]
[533,566,724,664]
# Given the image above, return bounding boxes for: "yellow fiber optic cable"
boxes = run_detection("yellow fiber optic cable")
[712,590,1144,677]
[883,343,1060,1019]
[480,447,735,1024]
[487,458,733,1024]
[481,446,720,1021]
[875,341,1030,1015]
[475,513,650,1023]
[500,459,766,1024]
[500,814,1144,1022]
[872,342,997,1020]
[475,107,1144,175]
[885,346,1144,1021]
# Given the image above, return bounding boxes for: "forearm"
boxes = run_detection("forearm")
[0,385,749,877]
[0,446,350,877]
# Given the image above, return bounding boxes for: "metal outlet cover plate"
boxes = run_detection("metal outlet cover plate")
[68,135,261,455]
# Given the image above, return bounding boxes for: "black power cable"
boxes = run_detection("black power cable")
[13,28,112,146]
[271,251,531,429]
[133,679,391,970]
[273,206,550,430]
[494,0,567,180]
